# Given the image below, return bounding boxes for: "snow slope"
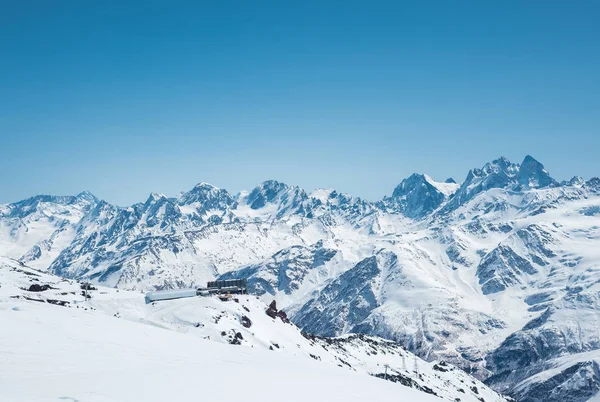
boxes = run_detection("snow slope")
[0,258,507,402]
[1,303,437,402]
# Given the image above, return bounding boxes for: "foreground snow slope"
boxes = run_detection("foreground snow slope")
[0,257,507,402]
[0,303,437,402]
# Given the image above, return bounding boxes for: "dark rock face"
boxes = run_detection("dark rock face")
[141,194,183,229]
[518,155,557,189]
[374,372,438,396]
[177,183,237,211]
[476,246,537,294]
[27,284,51,292]
[511,361,600,402]
[485,287,600,397]
[219,241,338,296]
[293,251,395,337]
[242,180,317,218]
[265,300,290,323]
[266,300,278,319]
[247,180,289,210]
[580,206,600,216]
[46,299,69,307]
[587,177,600,192]
[445,157,520,209]
[241,315,252,328]
[220,329,244,345]
[385,174,447,218]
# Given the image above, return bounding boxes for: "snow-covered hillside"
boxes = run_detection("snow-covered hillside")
[0,258,507,402]
[1,155,599,400]
[2,300,434,402]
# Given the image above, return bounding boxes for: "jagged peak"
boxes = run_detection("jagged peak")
[391,173,441,198]
[587,177,600,188]
[397,173,457,197]
[445,178,457,184]
[75,191,98,202]
[493,156,513,165]
[568,176,585,187]
[309,188,337,203]
[517,154,557,188]
[385,173,451,219]
[480,156,518,175]
[252,180,290,192]
[191,182,219,191]
[144,193,168,204]
[522,154,539,164]
[246,180,304,210]
[177,181,236,210]
[9,192,100,211]
[462,156,520,181]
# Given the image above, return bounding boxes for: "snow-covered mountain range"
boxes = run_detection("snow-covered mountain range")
[2,155,600,401]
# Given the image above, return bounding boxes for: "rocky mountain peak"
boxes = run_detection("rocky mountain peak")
[517,155,557,188]
[387,173,447,218]
[568,176,586,187]
[246,180,291,210]
[447,157,521,208]
[177,182,236,210]
[75,191,99,204]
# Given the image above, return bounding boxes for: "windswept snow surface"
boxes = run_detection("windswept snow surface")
[0,303,437,402]
[0,258,506,402]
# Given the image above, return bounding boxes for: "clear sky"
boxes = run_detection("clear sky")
[1,1,599,205]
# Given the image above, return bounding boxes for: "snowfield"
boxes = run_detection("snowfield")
[1,303,437,402]
[0,258,506,402]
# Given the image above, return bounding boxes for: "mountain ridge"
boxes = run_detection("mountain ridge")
[2,154,600,401]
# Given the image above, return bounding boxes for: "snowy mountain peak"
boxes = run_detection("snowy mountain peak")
[241,180,312,218]
[385,174,449,218]
[483,157,518,174]
[246,180,291,209]
[517,155,557,188]
[194,181,217,189]
[177,182,237,211]
[75,190,99,204]
[144,192,168,204]
[568,176,586,187]
[447,156,521,209]
[2,192,99,220]
[309,188,337,203]
[587,177,600,190]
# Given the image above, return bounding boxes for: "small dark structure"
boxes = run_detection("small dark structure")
[205,279,247,295]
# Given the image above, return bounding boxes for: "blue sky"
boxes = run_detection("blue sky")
[1,1,598,205]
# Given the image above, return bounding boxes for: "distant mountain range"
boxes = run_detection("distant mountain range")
[2,155,600,401]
